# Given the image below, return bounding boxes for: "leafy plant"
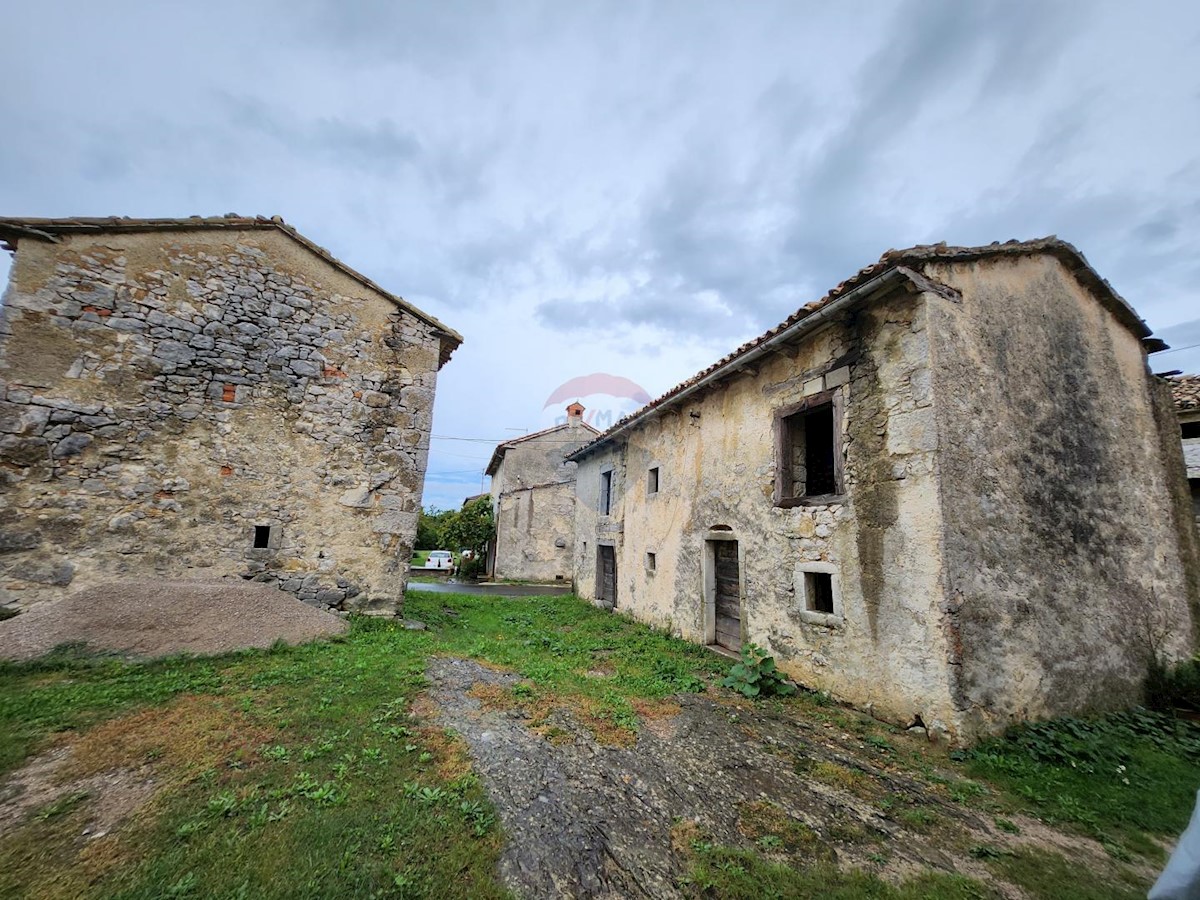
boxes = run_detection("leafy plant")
[721,643,796,699]
[1145,654,1200,712]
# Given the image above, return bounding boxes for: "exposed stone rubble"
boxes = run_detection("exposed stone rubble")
[0,224,458,615]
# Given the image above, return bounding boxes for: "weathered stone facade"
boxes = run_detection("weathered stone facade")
[0,217,461,616]
[571,239,1199,743]
[486,406,597,582]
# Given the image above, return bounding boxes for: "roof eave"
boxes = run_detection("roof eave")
[567,265,914,462]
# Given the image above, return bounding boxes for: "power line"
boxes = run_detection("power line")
[1155,342,1200,355]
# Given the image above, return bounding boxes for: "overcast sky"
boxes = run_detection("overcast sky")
[3,0,1198,509]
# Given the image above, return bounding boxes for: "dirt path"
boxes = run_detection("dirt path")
[425,657,1132,899]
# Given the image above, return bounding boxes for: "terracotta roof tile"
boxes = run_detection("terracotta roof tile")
[569,237,1152,460]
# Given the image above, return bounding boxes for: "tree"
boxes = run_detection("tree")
[442,497,495,579]
[415,506,454,551]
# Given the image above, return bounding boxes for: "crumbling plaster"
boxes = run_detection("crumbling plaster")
[574,251,1197,742]
[926,254,1198,734]
[575,290,962,737]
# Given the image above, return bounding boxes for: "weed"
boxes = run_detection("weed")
[721,643,797,699]
[960,707,1200,843]
[993,817,1020,834]
[37,790,91,821]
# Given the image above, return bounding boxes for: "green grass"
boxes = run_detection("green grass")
[983,848,1146,900]
[0,592,727,898]
[681,844,993,899]
[959,708,1200,855]
[1,590,1197,898]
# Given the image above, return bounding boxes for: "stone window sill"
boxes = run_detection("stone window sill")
[796,610,844,628]
[776,493,846,509]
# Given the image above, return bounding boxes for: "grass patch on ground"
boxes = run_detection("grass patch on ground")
[0,590,1196,898]
[958,708,1200,854]
[0,591,726,898]
[982,848,1146,900]
[679,842,993,899]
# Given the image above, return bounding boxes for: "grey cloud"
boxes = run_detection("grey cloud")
[535,0,1085,342]
[220,94,422,176]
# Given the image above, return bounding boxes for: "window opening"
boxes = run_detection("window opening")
[779,400,840,501]
[599,470,613,515]
[647,466,659,494]
[253,525,272,549]
[646,552,656,571]
[805,571,834,614]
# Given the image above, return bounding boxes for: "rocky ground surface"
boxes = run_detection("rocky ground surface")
[0,578,347,661]
[425,656,1135,900]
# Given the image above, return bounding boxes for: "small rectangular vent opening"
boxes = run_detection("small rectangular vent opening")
[253,525,272,549]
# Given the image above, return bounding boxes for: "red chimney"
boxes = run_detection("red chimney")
[566,402,585,424]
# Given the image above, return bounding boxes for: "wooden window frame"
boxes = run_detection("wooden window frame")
[773,388,845,508]
[599,467,613,516]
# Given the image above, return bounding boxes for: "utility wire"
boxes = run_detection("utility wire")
[1154,342,1200,355]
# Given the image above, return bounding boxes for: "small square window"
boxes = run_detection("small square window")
[646,552,656,571]
[805,572,834,614]
[253,525,272,549]
[647,467,659,494]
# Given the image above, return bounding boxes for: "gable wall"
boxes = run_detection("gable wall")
[926,253,1198,733]
[489,423,591,581]
[0,229,443,614]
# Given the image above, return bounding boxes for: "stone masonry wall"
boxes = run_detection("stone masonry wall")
[927,253,1196,733]
[574,290,962,739]
[0,229,444,615]
[489,421,592,582]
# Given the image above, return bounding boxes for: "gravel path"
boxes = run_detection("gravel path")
[0,579,347,662]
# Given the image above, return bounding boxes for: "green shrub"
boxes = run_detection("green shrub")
[1145,655,1200,712]
[722,643,796,699]
[0,606,19,622]
[457,556,486,581]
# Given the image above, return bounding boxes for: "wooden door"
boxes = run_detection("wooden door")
[713,540,741,651]
[598,545,617,608]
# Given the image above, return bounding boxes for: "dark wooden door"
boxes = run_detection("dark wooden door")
[713,540,741,651]
[598,545,617,608]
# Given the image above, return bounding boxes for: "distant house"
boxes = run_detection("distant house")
[569,238,1199,743]
[485,404,598,582]
[1170,375,1200,526]
[0,215,461,615]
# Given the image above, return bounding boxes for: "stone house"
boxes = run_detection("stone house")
[569,238,1199,742]
[1170,374,1200,526]
[0,215,461,616]
[485,403,598,582]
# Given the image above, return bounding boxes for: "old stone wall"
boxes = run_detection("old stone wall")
[926,253,1197,734]
[574,290,963,738]
[490,422,592,582]
[0,229,444,615]
[494,481,576,583]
